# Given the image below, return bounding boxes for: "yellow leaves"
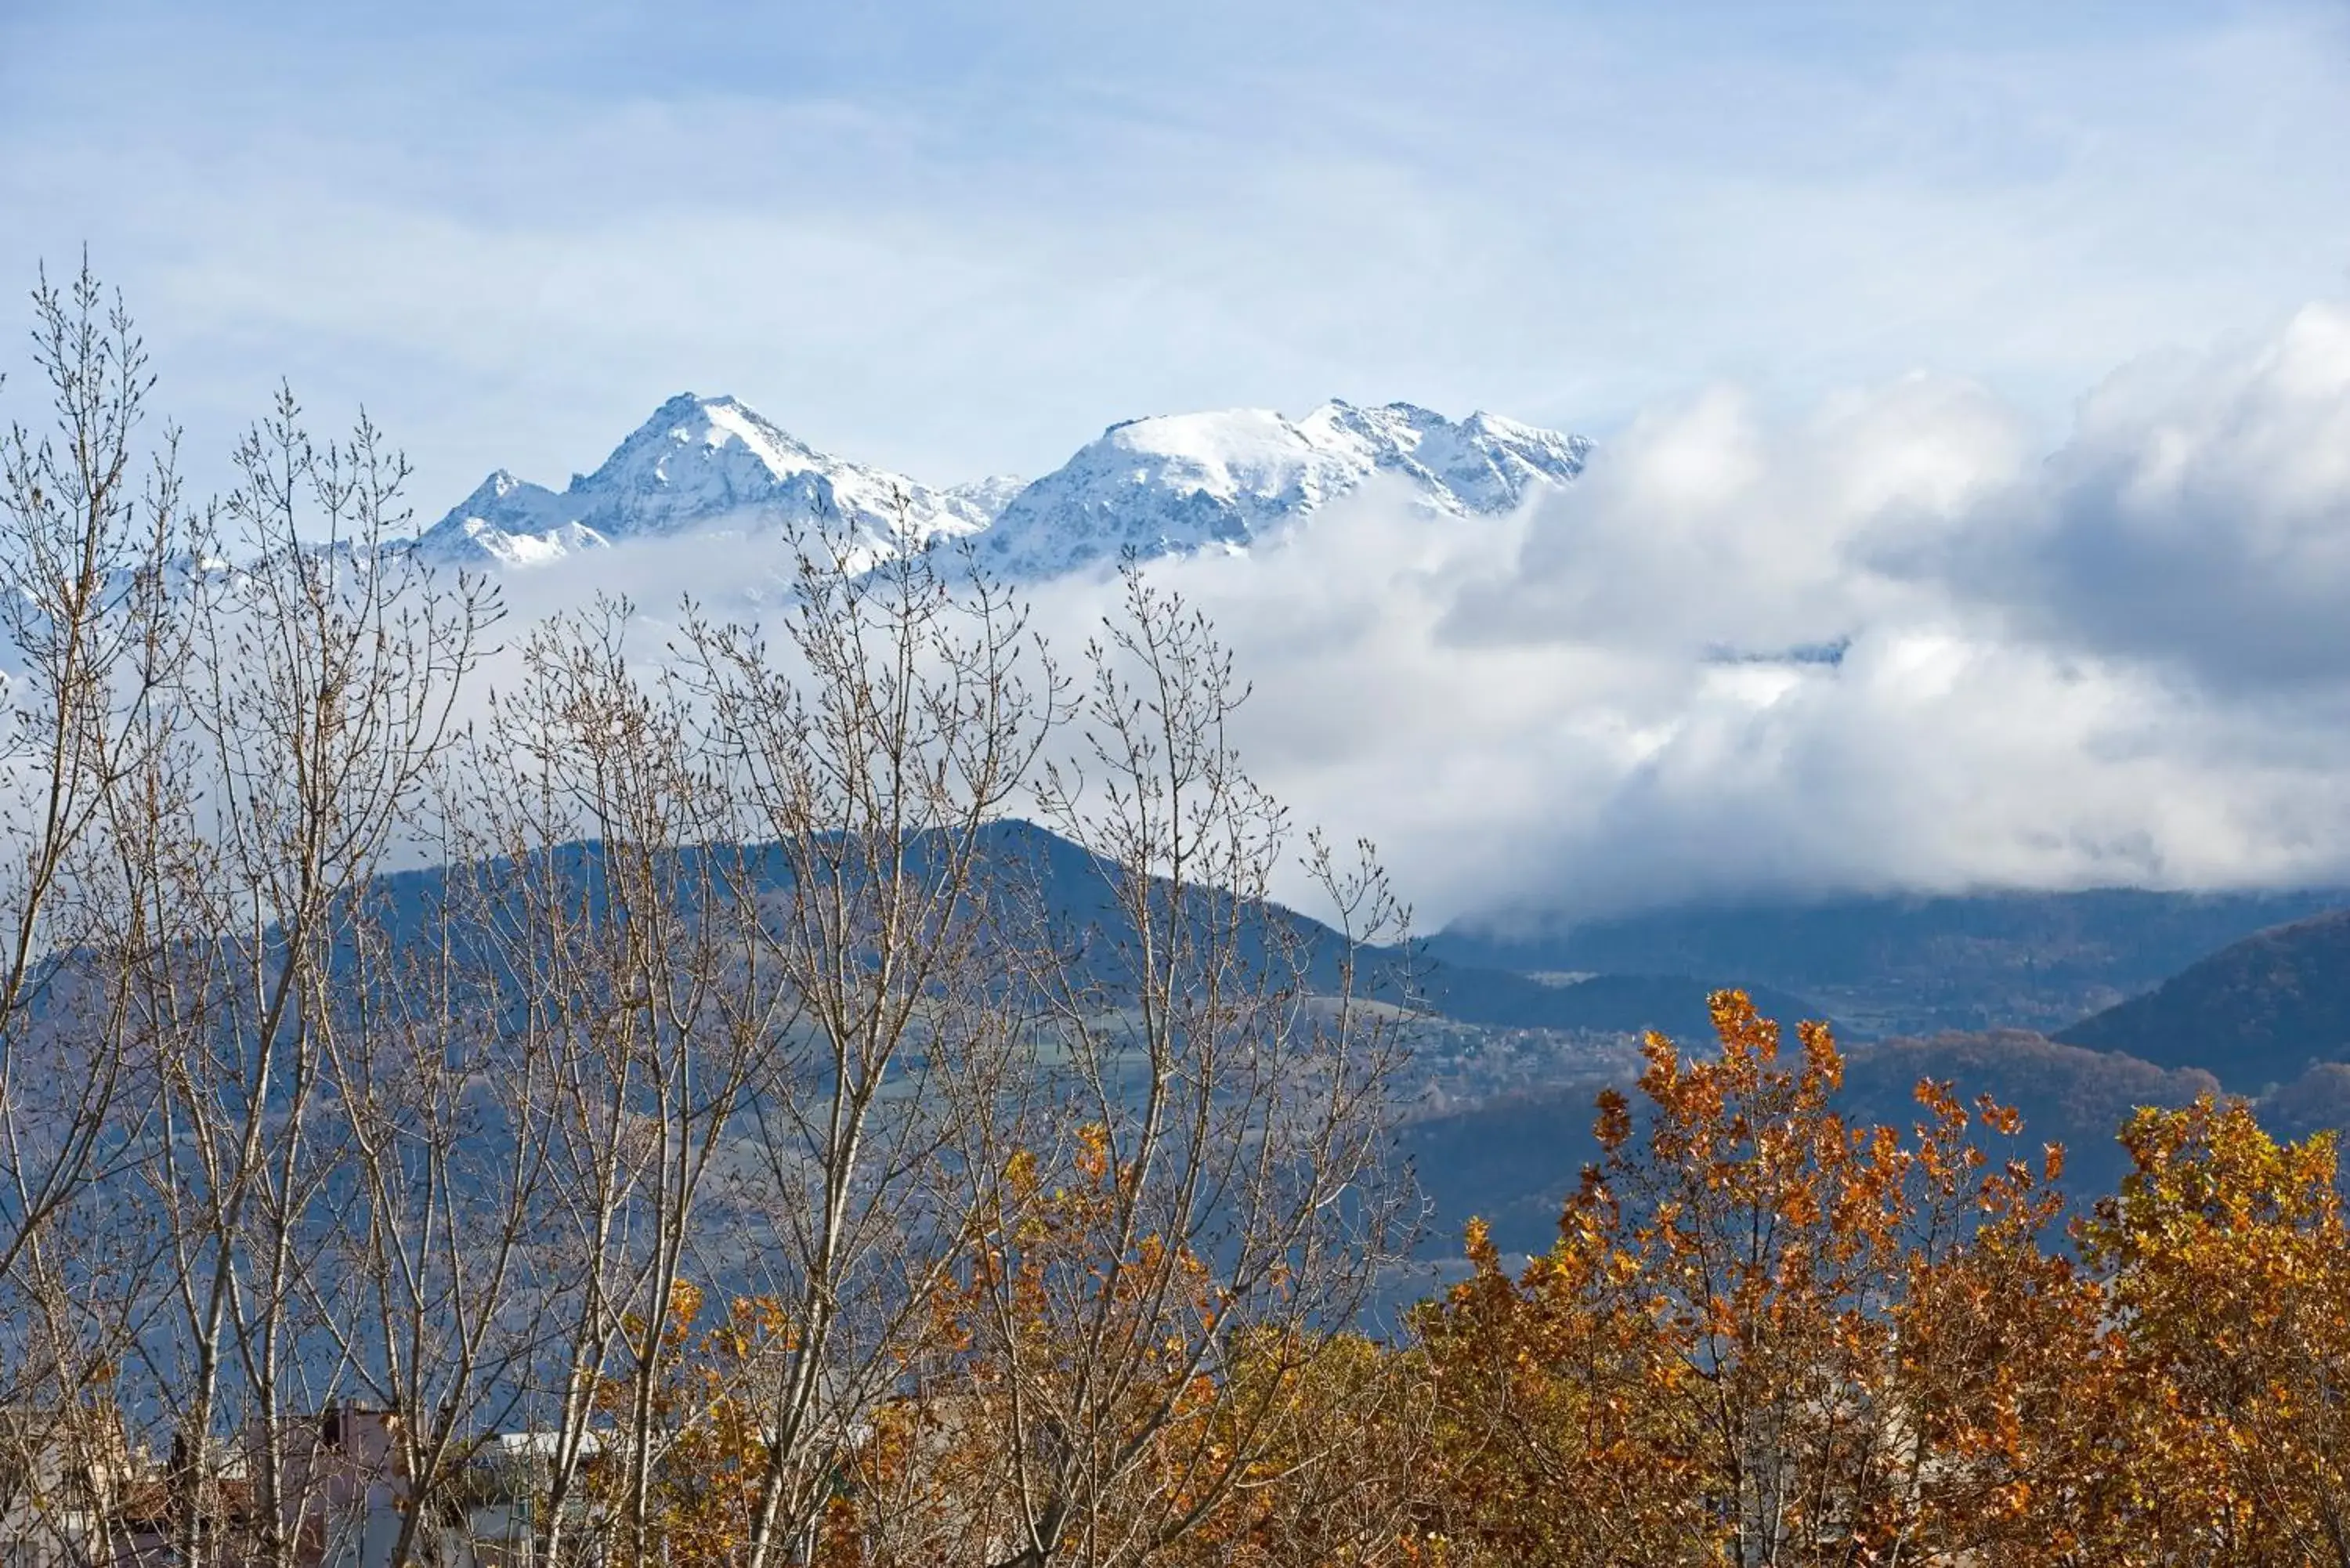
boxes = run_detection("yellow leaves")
[2066,1093,2350,1559]
[1593,1086,1633,1153]
[1074,1118,1112,1182]
[580,1277,847,1567]
[1795,1017,1842,1093]
[1461,1216,1498,1274]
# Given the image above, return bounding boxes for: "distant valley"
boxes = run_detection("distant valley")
[1426,885,2350,1039]
[383,827,2350,1259]
[1409,890,2350,1253]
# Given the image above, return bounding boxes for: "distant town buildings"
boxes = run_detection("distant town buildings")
[0,1404,596,1568]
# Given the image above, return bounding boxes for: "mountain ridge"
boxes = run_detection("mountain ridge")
[412,392,1593,581]
[414,392,1000,573]
[973,398,1592,579]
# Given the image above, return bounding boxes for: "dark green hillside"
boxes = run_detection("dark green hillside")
[2056,909,2350,1092]
[2249,1063,2350,1143]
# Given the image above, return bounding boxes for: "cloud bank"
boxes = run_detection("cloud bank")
[999,302,2350,926]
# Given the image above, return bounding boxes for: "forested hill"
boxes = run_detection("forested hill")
[364,818,1825,1044]
[2057,909,2350,1093]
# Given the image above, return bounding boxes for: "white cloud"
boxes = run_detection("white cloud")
[1914,302,2350,691]
[990,304,2350,926]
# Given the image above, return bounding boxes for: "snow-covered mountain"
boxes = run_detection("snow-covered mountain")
[975,400,1592,580]
[415,393,1589,581]
[415,394,1010,573]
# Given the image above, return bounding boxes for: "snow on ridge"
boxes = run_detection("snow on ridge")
[416,392,1007,574]
[412,392,1591,585]
[973,398,1593,580]
[945,474,1030,517]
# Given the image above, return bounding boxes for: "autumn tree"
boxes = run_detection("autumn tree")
[578,1281,814,1568]
[1159,1329,1435,1568]
[1416,992,2105,1567]
[1412,1203,1696,1565]
[2079,1095,2350,1565]
[676,527,1063,1568]
[932,572,1418,1568]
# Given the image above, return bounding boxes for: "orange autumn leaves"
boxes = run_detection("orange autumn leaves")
[590,1284,814,1566]
[588,994,2350,1566]
[1413,992,2101,1565]
[1415,992,2350,1568]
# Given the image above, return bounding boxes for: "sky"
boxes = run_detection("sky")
[5,1,2349,508]
[6,0,2350,923]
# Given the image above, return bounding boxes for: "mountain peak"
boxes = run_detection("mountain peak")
[974,398,1590,579]
[417,392,992,573]
[592,392,819,484]
[457,468,537,506]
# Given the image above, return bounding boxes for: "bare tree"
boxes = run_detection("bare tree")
[0,259,197,1564]
[132,389,494,1568]
[461,599,782,1568]
[308,771,574,1568]
[676,523,1065,1568]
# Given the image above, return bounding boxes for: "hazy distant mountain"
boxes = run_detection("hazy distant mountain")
[410,394,1592,581]
[2057,908,2350,1092]
[363,818,1815,1052]
[1430,887,2350,1039]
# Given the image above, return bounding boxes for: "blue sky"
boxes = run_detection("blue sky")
[5,0,2349,521]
